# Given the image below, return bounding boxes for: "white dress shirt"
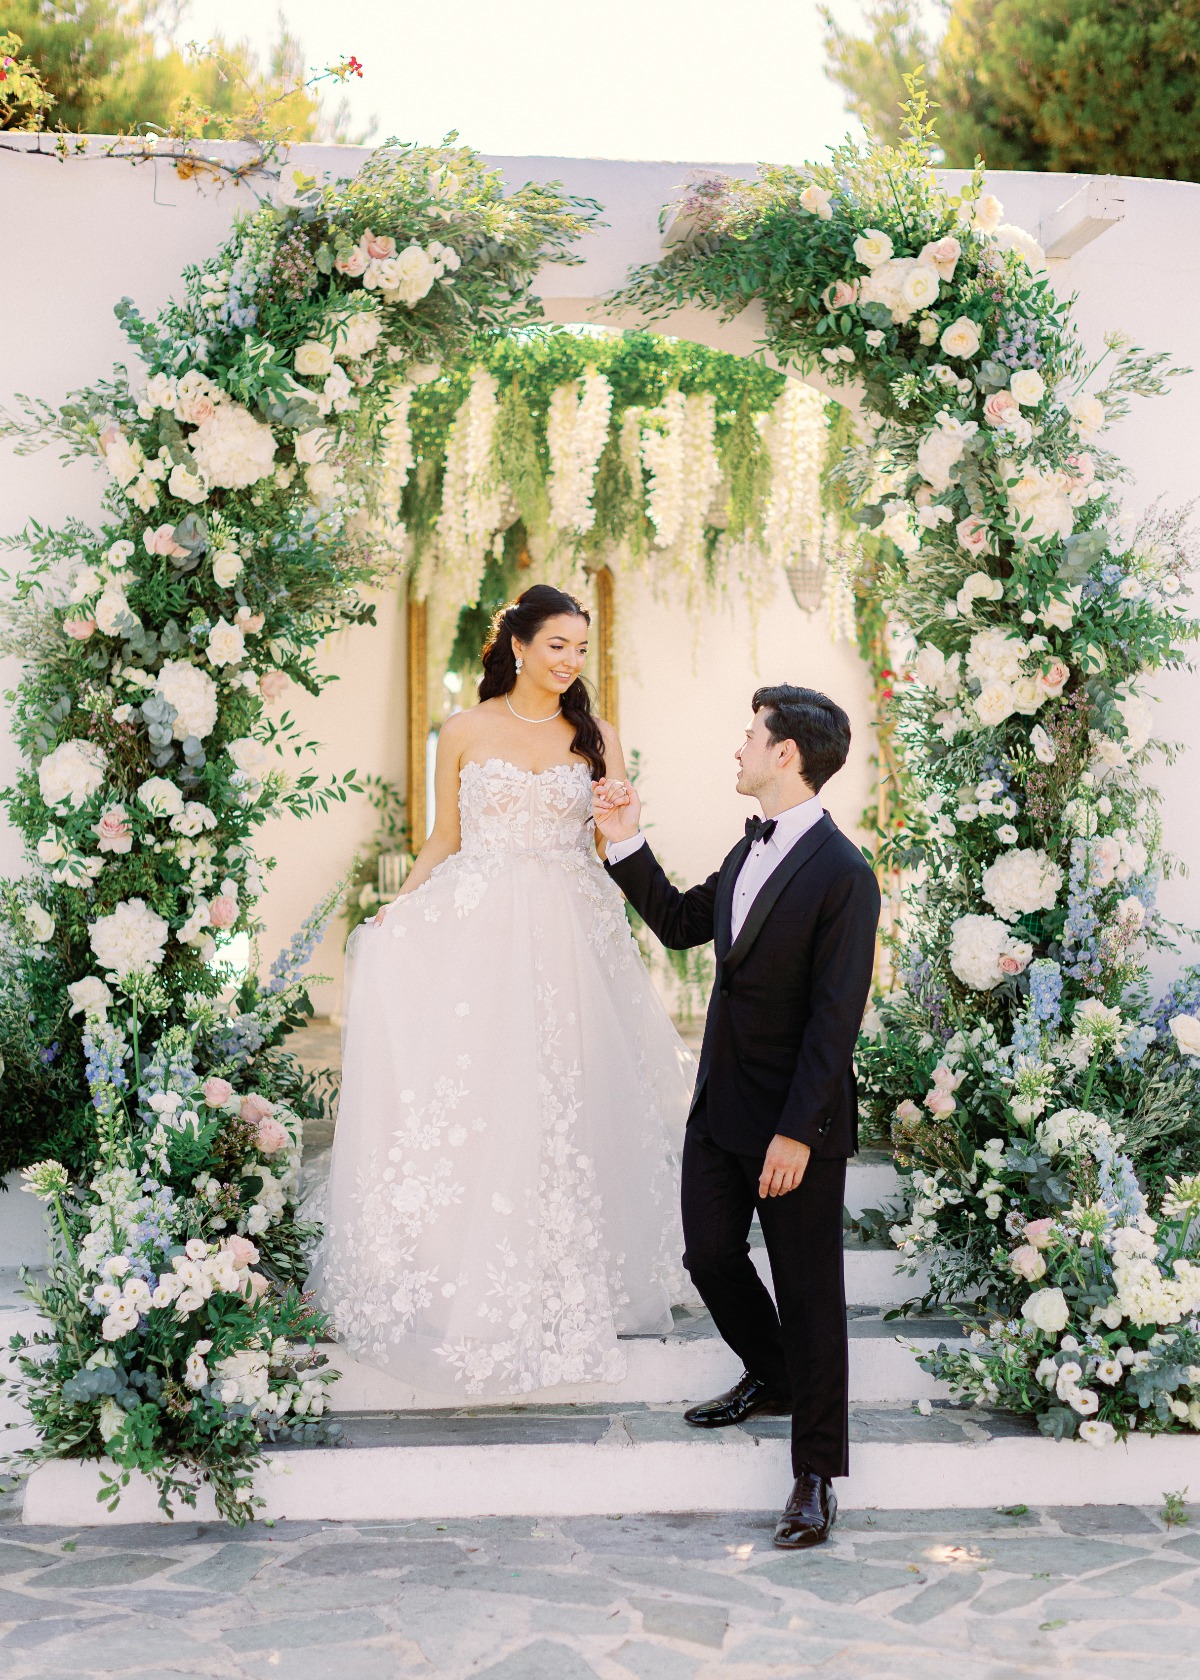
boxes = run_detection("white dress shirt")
[607,795,825,940]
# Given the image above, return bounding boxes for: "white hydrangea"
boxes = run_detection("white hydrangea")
[89,898,169,979]
[981,848,1063,922]
[1035,1107,1115,1158]
[966,628,1025,688]
[188,400,277,489]
[154,660,219,742]
[38,739,108,810]
[949,913,1033,990]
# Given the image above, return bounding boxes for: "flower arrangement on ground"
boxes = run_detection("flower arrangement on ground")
[619,79,1200,1370]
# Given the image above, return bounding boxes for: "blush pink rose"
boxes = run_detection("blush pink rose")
[894,1099,922,1124]
[208,895,238,929]
[221,1235,260,1268]
[821,279,858,311]
[998,953,1027,975]
[335,246,368,277]
[1024,1218,1055,1249]
[244,1270,271,1301]
[258,670,289,701]
[98,424,121,451]
[1036,657,1070,698]
[65,615,96,641]
[143,524,187,558]
[956,515,992,557]
[93,805,133,854]
[363,229,397,260]
[235,609,265,634]
[240,1093,275,1124]
[256,1117,289,1154]
[924,1089,957,1117]
[203,1076,234,1107]
[1009,1243,1047,1282]
[983,389,1021,428]
[918,235,962,281]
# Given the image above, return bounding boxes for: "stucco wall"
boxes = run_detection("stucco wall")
[2,139,1198,1009]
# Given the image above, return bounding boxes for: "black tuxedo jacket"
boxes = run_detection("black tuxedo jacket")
[607,813,881,1160]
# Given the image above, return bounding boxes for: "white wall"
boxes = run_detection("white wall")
[2,140,1199,1005]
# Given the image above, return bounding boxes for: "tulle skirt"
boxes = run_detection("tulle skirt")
[306,843,695,1398]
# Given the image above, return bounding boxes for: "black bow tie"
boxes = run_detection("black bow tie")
[745,816,778,846]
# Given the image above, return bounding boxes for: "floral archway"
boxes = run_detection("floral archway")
[3,92,1200,1517]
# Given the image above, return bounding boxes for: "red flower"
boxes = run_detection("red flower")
[348,56,364,76]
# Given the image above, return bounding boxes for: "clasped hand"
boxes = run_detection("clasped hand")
[592,776,642,843]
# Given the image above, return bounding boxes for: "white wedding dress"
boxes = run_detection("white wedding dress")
[307,757,695,1399]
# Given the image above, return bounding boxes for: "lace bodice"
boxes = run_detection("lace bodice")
[458,758,594,858]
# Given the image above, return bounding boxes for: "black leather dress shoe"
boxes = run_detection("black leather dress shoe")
[683,1371,791,1428]
[773,1468,837,1549]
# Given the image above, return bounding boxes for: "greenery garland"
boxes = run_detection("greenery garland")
[0,138,594,1519]
[620,83,1200,1446]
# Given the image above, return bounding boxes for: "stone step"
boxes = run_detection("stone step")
[321,1304,962,1412]
[24,1402,1200,1527]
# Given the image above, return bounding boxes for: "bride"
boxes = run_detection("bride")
[308,584,694,1398]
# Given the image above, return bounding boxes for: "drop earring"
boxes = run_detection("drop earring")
[515,657,523,673]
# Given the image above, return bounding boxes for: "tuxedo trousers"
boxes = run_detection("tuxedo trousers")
[681,1102,849,1479]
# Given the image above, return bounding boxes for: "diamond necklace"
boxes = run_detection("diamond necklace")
[506,693,562,724]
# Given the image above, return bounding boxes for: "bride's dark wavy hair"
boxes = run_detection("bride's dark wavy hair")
[479,584,607,781]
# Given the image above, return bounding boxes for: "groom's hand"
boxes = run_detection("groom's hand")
[593,776,641,844]
[759,1135,811,1199]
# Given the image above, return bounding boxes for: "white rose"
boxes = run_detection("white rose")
[974,682,1015,728]
[228,736,271,780]
[293,427,335,465]
[1040,592,1078,631]
[95,586,136,636]
[991,223,1047,274]
[304,461,341,502]
[1116,693,1153,755]
[1010,369,1046,407]
[901,264,939,311]
[940,317,982,359]
[332,310,384,359]
[1067,393,1105,436]
[168,461,207,504]
[1170,1015,1200,1058]
[206,618,246,669]
[68,975,113,1017]
[917,316,939,346]
[1022,1287,1070,1335]
[206,548,242,587]
[100,431,145,488]
[155,660,219,741]
[38,739,108,810]
[145,372,177,410]
[89,898,169,979]
[25,903,55,942]
[137,776,185,818]
[799,183,833,220]
[853,228,894,268]
[388,244,441,305]
[962,192,1004,233]
[294,341,335,377]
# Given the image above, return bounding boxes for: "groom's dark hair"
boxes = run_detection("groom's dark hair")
[752,685,851,792]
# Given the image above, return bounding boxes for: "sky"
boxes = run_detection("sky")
[181,0,880,164]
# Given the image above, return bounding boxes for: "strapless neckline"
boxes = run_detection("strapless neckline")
[461,757,591,781]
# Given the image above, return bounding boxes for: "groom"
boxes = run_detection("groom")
[594,685,880,1548]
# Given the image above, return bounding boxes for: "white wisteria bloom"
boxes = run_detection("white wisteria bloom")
[435,368,503,608]
[546,370,613,536]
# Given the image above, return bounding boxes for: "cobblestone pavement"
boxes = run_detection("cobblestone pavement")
[3,1481,1200,1678]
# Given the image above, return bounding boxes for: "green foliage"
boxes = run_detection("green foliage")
[824,0,1200,181]
[0,3,345,141]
